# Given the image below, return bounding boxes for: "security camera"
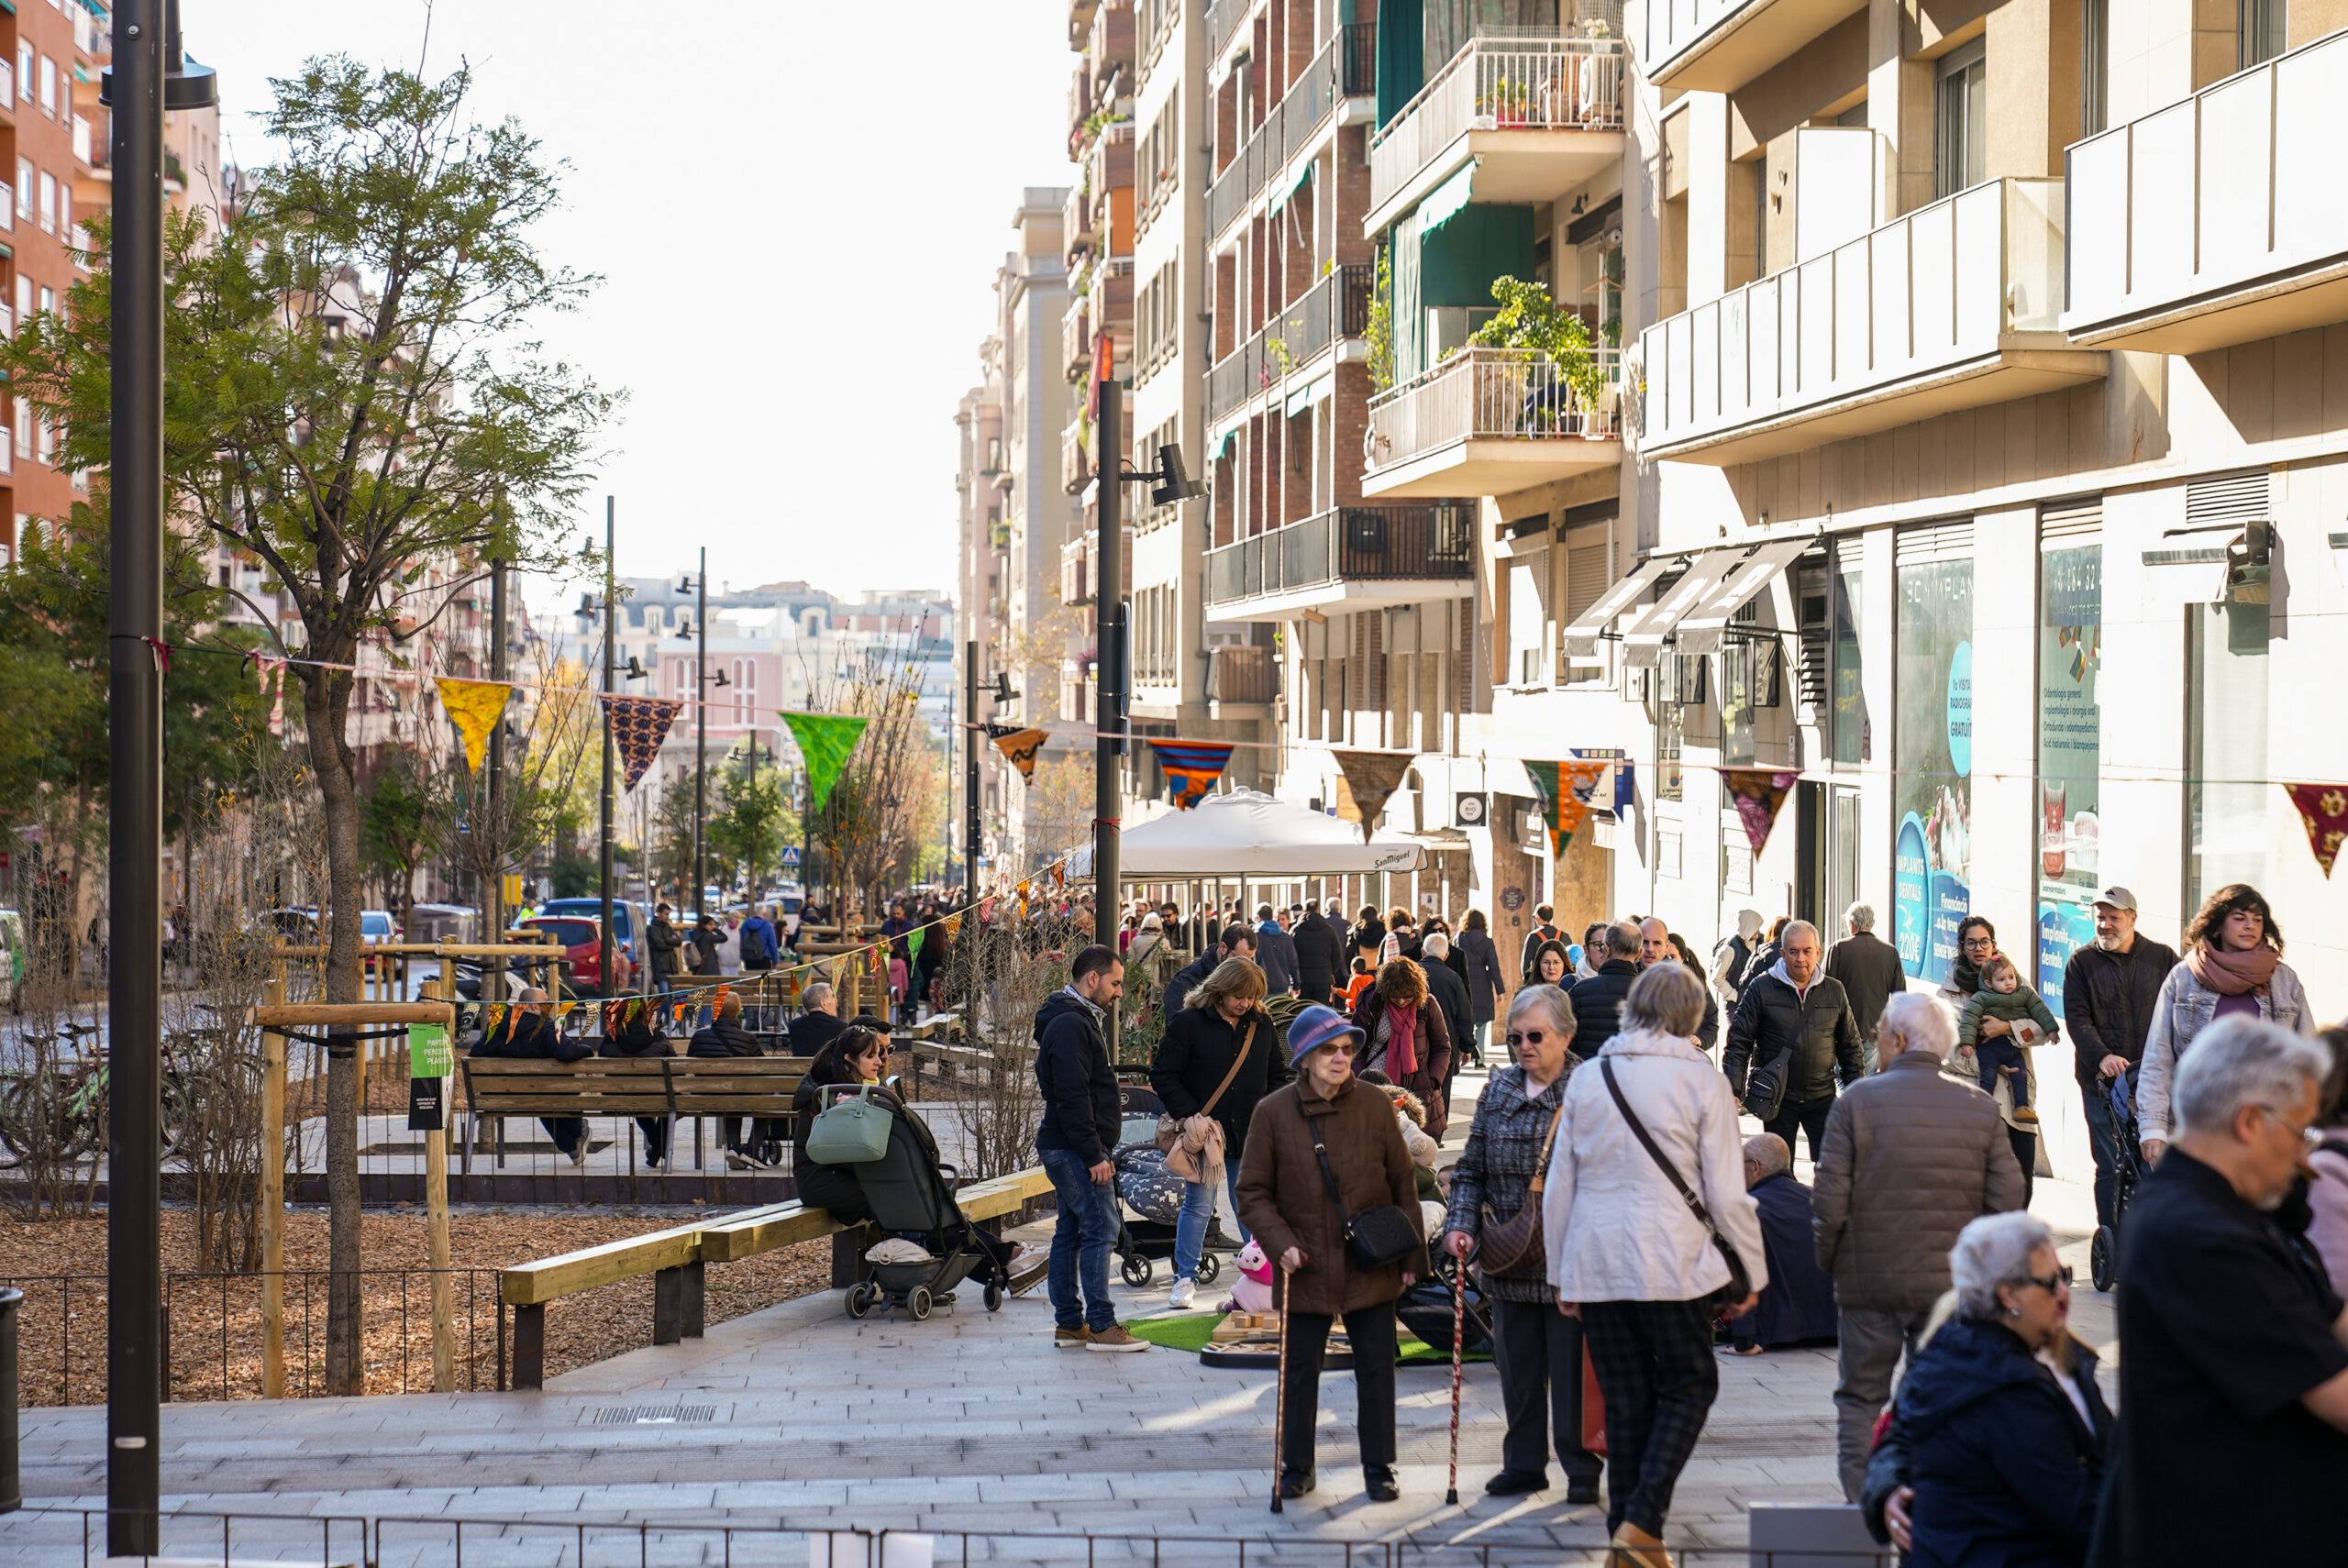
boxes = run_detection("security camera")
[1152,443,1205,506]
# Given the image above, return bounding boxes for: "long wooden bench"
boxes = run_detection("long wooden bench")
[498,1165,1056,1387]
[458,1055,809,1173]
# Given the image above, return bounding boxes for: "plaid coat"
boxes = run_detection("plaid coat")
[1443,1064,1571,1303]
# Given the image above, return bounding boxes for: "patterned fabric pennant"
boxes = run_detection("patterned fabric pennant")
[1147,739,1235,810]
[781,712,872,815]
[988,725,1048,782]
[1723,768,1800,856]
[436,677,514,773]
[599,694,683,791]
[1331,749,1412,842]
[1523,760,1610,858]
[2284,783,2348,877]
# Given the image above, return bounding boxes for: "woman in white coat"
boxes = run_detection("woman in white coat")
[1543,961,1765,1568]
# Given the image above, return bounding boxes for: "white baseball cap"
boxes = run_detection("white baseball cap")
[2092,886,2137,913]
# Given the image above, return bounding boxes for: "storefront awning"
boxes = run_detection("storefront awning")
[1620,549,1745,667]
[1672,535,1815,654]
[1560,555,1675,657]
[1417,160,1479,235]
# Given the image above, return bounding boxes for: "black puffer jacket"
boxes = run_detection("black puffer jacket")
[1291,915,1344,999]
[1456,927,1503,1024]
[1149,1002,1291,1159]
[1033,988,1120,1165]
[1723,967,1865,1110]
[687,1014,762,1057]
[1566,958,1640,1049]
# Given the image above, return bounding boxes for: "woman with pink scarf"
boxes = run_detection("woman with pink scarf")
[2136,882,2312,1165]
[1349,957,1456,1140]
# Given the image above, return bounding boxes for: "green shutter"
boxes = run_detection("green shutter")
[1420,204,1536,308]
[1390,212,1427,383]
[1375,0,1424,128]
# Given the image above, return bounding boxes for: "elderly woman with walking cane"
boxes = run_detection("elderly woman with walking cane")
[1238,1002,1425,1505]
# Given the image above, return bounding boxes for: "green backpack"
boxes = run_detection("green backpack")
[805,1085,895,1165]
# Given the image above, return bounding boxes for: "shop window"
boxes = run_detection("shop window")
[1893,543,1973,983]
[2187,601,2271,915]
[1831,556,1866,766]
[2036,518,2101,1010]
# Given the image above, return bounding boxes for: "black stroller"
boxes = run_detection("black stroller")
[2089,1068,2143,1292]
[838,1092,1009,1322]
[1111,1082,1224,1288]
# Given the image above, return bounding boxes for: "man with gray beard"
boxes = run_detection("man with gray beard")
[2059,887,2178,1233]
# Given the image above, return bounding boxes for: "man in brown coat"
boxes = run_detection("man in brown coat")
[1812,989,2025,1502]
[1238,1003,1424,1502]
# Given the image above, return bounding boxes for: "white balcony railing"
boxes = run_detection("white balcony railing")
[1368,35,1626,216]
[1641,178,2066,454]
[2065,29,2348,340]
[1366,346,1621,474]
[0,188,14,234]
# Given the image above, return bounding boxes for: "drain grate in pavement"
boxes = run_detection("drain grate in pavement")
[591,1405,719,1426]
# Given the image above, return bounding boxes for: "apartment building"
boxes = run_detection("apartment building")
[953,375,1013,877]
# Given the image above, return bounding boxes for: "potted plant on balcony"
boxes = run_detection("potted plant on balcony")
[1479,76,1532,127]
[1463,276,1605,437]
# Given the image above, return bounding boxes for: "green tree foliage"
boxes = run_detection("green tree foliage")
[357,750,452,912]
[705,745,802,900]
[1464,275,1604,407]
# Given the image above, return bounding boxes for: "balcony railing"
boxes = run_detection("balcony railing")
[0,188,13,233]
[1205,644,1279,705]
[1205,503,1476,611]
[1206,34,1341,239]
[1089,0,1136,75]
[1061,423,1094,496]
[0,434,12,476]
[1063,182,1095,263]
[1638,0,1859,92]
[1368,35,1626,217]
[1207,263,1375,421]
[1064,297,1093,381]
[1641,178,2070,458]
[1339,21,1376,97]
[1366,347,1621,475]
[1207,0,1257,63]
[0,61,15,110]
[2064,29,2348,349]
[1060,527,1133,606]
[1092,255,1135,330]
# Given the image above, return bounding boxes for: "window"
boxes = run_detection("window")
[38,172,54,235]
[2037,535,2101,1010]
[1893,542,1973,983]
[37,55,53,116]
[1831,556,1865,765]
[1933,39,1987,200]
[14,160,28,220]
[12,399,28,458]
[2239,0,2287,70]
[15,44,28,103]
[2081,0,2110,138]
[14,277,29,325]
[1720,645,1757,767]
[38,287,52,319]
[1656,700,1684,801]
[37,415,53,463]
[2187,601,2271,915]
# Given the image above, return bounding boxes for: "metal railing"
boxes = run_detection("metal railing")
[1366,346,1622,474]
[1640,0,1757,83]
[1207,0,1257,62]
[1207,32,1341,239]
[1204,502,1476,610]
[1340,19,1377,95]
[1368,35,1627,215]
[1204,643,1279,703]
[1207,261,1374,421]
[1060,421,1092,495]
[1062,295,1091,380]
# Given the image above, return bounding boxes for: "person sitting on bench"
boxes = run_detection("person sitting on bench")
[791,982,847,1056]
[475,987,593,1166]
[601,996,676,1171]
[690,989,770,1169]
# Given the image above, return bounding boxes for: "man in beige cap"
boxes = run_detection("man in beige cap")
[2057,886,2177,1232]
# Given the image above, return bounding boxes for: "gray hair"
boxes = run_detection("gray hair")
[2174,1016,2331,1138]
[1878,991,1955,1059]
[1781,919,1821,948]
[803,981,836,1010]
[1845,901,1877,933]
[1605,922,1643,960]
[1420,931,1451,960]
[1508,982,1576,1039]
[1623,960,1707,1038]
[1743,1133,1791,1178]
[1950,1212,2055,1319]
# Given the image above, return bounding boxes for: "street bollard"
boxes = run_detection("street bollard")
[0,1286,21,1513]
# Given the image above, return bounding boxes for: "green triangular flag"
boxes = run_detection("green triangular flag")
[908,926,927,964]
[780,711,871,815]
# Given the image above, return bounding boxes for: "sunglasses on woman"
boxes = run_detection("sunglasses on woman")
[1504,1029,1555,1047]
[2019,1265,2074,1293]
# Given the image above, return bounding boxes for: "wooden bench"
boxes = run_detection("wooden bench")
[908,1037,1033,1094]
[458,1055,810,1173]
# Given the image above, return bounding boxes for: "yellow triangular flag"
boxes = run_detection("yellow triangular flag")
[436,677,514,773]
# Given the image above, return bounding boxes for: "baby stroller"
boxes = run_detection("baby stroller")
[2089,1068,2144,1292]
[837,1094,1009,1322]
[1110,1082,1223,1289]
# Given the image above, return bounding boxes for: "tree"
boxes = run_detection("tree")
[358,750,453,913]
[0,59,615,1393]
[704,744,801,898]
[650,768,703,908]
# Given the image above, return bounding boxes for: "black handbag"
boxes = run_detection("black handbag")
[1307,1111,1422,1270]
[1598,1059,1753,1303]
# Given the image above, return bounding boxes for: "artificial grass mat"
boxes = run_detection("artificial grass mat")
[1127,1311,1492,1364]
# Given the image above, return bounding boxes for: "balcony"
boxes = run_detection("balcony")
[1063,182,1095,265]
[1092,256,1135,338]
[1363,347,1623,498]
[1207,263,1374,422]
[1641,178,2102,466]
[1206,34,1340,242]
[1064,297,1094,381]
[1060,527,1133,607]
[1068,0,1100,50]
[1205,644,1279,708]
[1208,0,1257,66]
[1061,422,1094,496]
[1088,1,1136,79]
[1203,503,1476,621]
[2065,31,2348,354]
[1639,0,1866,94]
[1366,34,1625,237]
[0,188,12,233]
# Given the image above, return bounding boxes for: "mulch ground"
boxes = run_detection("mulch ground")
[0,1208,831,1406]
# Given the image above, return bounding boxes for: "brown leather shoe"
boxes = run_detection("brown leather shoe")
[1611,1523,1674,1568]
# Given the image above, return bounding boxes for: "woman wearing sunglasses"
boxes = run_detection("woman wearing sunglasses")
[1439,984,1601,1502]
[1861,1211,2110,1564]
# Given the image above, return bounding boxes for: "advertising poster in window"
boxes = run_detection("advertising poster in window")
[2035,545,2100,1015]
[1894,558,1972,983]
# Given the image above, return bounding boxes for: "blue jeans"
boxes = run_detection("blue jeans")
[1040,1145,1120,1332]
[2081,1073,2132,1231]
[1174,1161,1249,1282]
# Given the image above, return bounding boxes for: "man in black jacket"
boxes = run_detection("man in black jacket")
[690,991,767,1166]
[1565,922,1643,1049]
[475,988,593,1164]
[1825,902,1906,1049]
[2061,886,2179,1231]
[1637,917,1719,1050]
[1293,900,1342,1004]
[1163,924,1256,1017]
[1034,946,1145,1351]
[647,903,682,994]
[1723,920,1864,1164]
[1253,905,1300,997]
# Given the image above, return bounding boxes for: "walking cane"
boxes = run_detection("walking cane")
[1271,1262,1291,1514]
[1445,1235,1476,1506]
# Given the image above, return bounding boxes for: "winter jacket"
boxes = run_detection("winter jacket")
[1938,965,2043,1137]
[1540,1027,1768,1304]
[1291,914,1344,1000]
[1162,950,1224,1017]
[1711,933,1755,1009]
[1742,1173,1839,1346]
[1565,959,1640,1053]
[684,924,722,976]
[2135,954,2311,1145]
[1236,1077,1423,1316]
[1811,1051,2025,1315]
[1958,985,2060,1051]
[1149,1001,1291,1160]
[473,1010,592,1063]
[597,1004,672,1058]
[1723,965,1865,1111]
[686,1014,762,1057]
[1422,959,1475,1069]
[1348,917,1386,964]
[1253,920,1300,995]
[2060,934,2178,1086]
[1740,940,1783,992]
[648,915,682,979]
[1862,1319,2110,1566]
[1456,927,1503,1024]
[2310,1141,2348,1301]
[790,1066,894,1219]
[790,1008,847,1057]
[1825,930,1906,1044]
[1351,991,1456,1140]
[1032,987,1120,1165]
[1444,1064,1572,1304]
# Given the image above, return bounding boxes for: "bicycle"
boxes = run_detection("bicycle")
[0,1021,201,1166]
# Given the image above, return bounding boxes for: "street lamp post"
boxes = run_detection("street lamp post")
[684,551,707,916]
[598,499,616,1000]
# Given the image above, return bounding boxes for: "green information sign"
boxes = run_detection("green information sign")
[408,1022,452,1079]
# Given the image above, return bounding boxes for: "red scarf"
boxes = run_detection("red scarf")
[1385,999,1421,1079]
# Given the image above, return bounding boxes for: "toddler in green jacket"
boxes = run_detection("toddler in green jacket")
[1957,955,2059,1124]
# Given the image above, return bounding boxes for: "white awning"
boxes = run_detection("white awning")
[1672,535,1814,654]
[1063,789,1424,878]
[1560,555,1675,657]
[2141,526,2244,604]
[1620,550,1744,667]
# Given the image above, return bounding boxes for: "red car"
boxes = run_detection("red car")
[518,914,629,997]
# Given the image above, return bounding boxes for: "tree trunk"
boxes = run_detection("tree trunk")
[301,664,367,1396]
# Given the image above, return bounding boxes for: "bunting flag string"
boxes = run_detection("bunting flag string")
[2284,783,2348,877]
[435,677,515,773]
[781,712,872,816]
[987,724,1049,783]
[1523,759,1611,859]
[1722,767,1800,857]
[599,694,684,791]
[1146,739,1236,810]
[1330,749,1412,844]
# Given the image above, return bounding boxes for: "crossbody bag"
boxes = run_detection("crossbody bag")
[1478,1095,1567,1280]
[1598,1059,1753,1303]
[1156,1022,1255,1182]
[1307,1102,1423,1270]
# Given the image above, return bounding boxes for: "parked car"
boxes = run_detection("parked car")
[539,897,648,974]
[518,914,628,997]
[360,909,401,974]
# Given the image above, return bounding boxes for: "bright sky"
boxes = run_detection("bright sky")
[193,0,1075,608]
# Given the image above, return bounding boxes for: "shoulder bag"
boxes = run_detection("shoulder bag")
[1477,1092,1567,1280]
[1307,1101,1423,1270]
[1156,1021,1255,1182]
[805,1084,896,1166]
[1597,1059,1752,1303]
